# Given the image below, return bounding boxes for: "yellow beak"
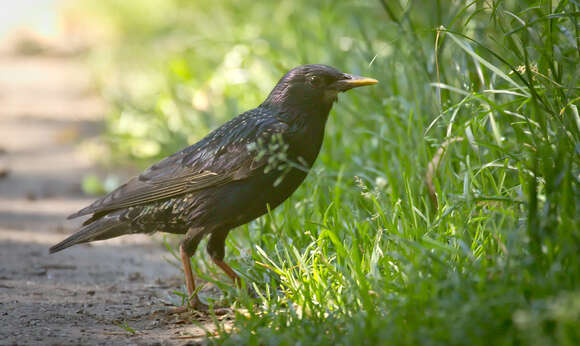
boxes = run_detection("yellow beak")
[334,74,379,91]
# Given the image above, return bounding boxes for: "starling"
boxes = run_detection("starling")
[50,64,377,309]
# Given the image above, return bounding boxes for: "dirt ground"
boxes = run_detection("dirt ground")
[0,51,226,345]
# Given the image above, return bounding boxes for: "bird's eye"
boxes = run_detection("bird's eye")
[309,75,324,88]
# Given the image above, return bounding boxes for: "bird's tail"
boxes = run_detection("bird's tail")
[49,215,130,254]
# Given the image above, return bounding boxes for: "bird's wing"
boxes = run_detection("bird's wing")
[68,112,290,219]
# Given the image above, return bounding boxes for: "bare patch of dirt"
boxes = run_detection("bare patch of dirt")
[0,50,226,345]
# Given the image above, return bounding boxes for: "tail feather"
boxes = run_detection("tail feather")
[49,216,129,253]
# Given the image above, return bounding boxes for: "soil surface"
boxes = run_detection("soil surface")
[0,52,226,345]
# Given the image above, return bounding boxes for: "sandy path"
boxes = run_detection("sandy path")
[0,54,219,345]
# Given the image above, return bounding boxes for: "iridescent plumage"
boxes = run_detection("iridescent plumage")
[50,64,377,309]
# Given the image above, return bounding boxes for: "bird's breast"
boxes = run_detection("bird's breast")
[287,120,326,167]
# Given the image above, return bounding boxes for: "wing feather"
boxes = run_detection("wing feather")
[69,111,289,219]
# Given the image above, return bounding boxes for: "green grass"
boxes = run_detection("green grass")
[72,0,579,344]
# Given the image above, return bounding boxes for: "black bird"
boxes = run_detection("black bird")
[50,64,377,309]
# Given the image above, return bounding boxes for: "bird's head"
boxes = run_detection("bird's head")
[263,64,378,119]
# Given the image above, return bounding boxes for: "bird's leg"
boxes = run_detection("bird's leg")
[212,257,241,287]
[179,244,197,300]
[207,231,241,287]
[175,229,206,311]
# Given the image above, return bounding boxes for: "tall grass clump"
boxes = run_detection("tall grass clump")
[72,0,579,344]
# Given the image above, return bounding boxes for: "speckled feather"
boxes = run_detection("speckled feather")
[69,108,291,219]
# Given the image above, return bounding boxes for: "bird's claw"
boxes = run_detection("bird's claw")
[247,285,259,299]
[165,297,208,315]
[189,298,209,312]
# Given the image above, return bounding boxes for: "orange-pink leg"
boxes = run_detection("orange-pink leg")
[212,258,241,287]
[178,244,207,311]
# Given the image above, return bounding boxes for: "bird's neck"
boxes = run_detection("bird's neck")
[261,98,333,127]
[262,82,335,123]
[260,103,331,168]
[259,102,331,139]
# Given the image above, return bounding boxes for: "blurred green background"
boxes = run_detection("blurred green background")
[69,0,579,344]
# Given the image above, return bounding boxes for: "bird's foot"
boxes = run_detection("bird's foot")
[189,298,209,312]
[165,297,208,315]
[165,301,229,317]
[246,284,259,299]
